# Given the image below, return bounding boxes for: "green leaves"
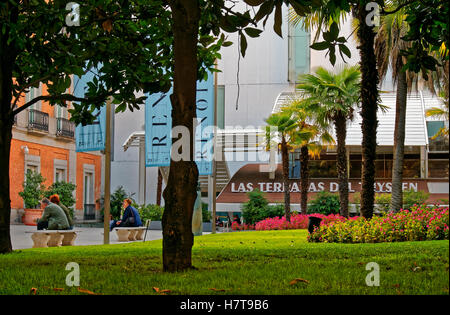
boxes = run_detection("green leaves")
[244,27,262,38]
[309,21,351,65]
[273,2,283,38]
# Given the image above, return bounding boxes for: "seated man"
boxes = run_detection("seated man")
[110,198,142,231]
[37,198,70,230]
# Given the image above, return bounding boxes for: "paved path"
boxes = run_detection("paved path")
[10,224,164,250]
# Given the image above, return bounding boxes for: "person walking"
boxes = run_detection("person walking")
[109,198,142,231]
[49,194,74,230]
[37,198,70,230]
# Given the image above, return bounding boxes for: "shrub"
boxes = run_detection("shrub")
[241,189,269,225]
[201,203,212,223]
[352,192,361,215]
[19,171,46,209]
[138,204,164,222]
[307,191,340,215]
[45,181,76,209]
[308,205,449,243]
[375,193,391,213]
[263,204,285,219]
[402,189,429,210]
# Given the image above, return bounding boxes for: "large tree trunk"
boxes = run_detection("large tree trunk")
[0,5,16,253]
[281,136,291,222]
[356,3,379,219]
[300,145,309,215]
[390,59,407,212]
[162,0,200,272]
[335,113,349,218]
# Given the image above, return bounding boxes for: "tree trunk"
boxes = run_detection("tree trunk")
[156,168,162,207]
[390,59,407,212]
[356,3,379,219]
[0,24,15,253]
[281,136,291,222]
[300,145,309,215]
[162,0,200,272]
[335,113,349,218]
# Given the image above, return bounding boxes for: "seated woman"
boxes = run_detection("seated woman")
[109,198,142,231]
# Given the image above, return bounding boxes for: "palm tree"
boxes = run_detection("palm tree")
[283,99,334,215]
[294,65,361,217]
[374,6,415,212]
[289,1,380,219]
[265,112,298,222]
[375,7,449,212]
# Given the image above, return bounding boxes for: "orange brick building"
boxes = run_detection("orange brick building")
[10,83,103,223]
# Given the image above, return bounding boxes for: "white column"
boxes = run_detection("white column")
[420,145,428,179]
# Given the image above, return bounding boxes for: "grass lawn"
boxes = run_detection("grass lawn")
[0,230,448,295]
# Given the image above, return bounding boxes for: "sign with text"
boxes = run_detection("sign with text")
[74,73,106,152]
[145,88,173,167]
[145,72,215,175]
[194,74,214,175]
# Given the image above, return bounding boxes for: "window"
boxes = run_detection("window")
[55,168,66,182]
[26,85,41,111]
[288,22,310,83]
[26,165,38,174]
[428,160,449,179]
[309,160,337,178]
[217,85,225,129]
[288,151,300,179]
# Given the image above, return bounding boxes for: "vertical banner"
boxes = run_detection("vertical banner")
[145,72,215,175]
[74,73,106,152]
[145,88,173,167]
[195,73,215,175]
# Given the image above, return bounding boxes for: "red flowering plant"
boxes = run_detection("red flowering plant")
[254,213,348,231]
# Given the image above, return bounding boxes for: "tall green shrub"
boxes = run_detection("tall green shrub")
[308,191,340,215]
[241,190,285,224]
[19,172,46,209]
[241,189,269,225]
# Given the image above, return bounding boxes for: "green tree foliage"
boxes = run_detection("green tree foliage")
[45,181,76,209]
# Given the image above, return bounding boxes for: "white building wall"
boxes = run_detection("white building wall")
[110,96,160,205]
[217,3,294,128]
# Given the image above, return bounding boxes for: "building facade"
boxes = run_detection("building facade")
[10,83,103,224]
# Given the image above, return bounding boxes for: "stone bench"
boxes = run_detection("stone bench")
[26,230,81,248]
[115,227,147,242]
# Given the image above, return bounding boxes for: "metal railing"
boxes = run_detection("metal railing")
[56,117,75,138]
[28,109,49,132]
[83,204,96,220]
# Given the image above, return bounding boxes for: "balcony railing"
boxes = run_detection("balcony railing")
[28,109,49,132]
[56,117,75,138]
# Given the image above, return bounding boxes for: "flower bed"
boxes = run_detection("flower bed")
[308,205,449,243]
[248,213,349,231]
